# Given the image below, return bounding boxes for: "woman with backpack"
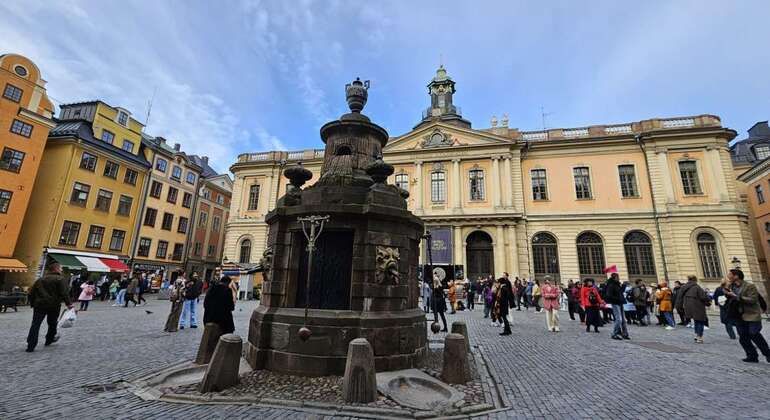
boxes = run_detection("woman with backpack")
[580,278,604,333]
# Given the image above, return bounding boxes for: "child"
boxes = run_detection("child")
[78,280,96,311]
[109,279,119,301]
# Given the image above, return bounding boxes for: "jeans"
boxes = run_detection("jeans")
[79,300,90,311]
[611,304,628,337]
[663,311,675,327]
[724,319,737,339]
[467,292,475,310]
[736,320,770,360]
[27,307,60,350]
[635,305,647,324]
[483,302,491,318]
[116,289,126,305]
[179,299,198,327]
[694,320,706,337]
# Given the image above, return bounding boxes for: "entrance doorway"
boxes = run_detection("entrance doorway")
[466,230,494,281]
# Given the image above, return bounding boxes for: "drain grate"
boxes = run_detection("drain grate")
[631,341,692,353]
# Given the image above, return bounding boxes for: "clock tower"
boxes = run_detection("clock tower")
[416,65,471,129]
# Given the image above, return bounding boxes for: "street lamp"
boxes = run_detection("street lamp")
[422,230,441,334]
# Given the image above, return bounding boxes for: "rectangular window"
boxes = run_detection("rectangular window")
[166,186,178,204]
[117,111,128,126]
[161,212,174,230]
[212,216,220,232]
[137,237,151,257]
[171,166,182,181]
[182,192,192,208]
[0,147,25,173]
[431,171,446,202]
[194,242,202,256]
[0,189,12,213]
[207,244,216,257]
[155,158,167,173]
[59,221,81,246]
[10,119,32,137]
[199,211,208,227]
[469,169,485,201]
[573,167,592,199]
[171,243,184,261]
[203,189,211,200]
[122,140,134,153]
[101,129,115,144]
[248,184,260,210]
[149,180,163,198]
[86,225,105,249]
[394,173,409,192]
[186,172,196,185]
[3,83,23,102]
[143,207,157,227]
[618,165,639,198]
[109,229,126,251]
[156,240,169,259]
[117,195,132,216]
[123,168,138,185]
[79,151,98,171]
[95,189,113,212]
[103,161,119,179]
[757,146,770,160]
[177,216,189,234]
[70,182,91,206]
[531,169,548,201]
[216,195,224,205]
[756,185,766,204]
[679,161,702,195]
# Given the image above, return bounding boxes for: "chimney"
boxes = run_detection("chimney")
[174,143,180,151]
[202,156,209,164]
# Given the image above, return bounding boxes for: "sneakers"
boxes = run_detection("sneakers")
[44,336,60,346]
[704,326,710,330]
[611,335,622,340]
[25,347,34,353]
[665,326,674,331]
[742,357,759,363]
[190,325,198,329]
[622,335,630,340]
[179,326,185,330]
[694,337,704,344]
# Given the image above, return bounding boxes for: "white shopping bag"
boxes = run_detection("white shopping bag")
[57,308,77,329]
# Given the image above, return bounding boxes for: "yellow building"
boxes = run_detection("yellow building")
[0,53,55,282]
[130,135,201,282]
[11,101,150,286]
[225,66,761,292]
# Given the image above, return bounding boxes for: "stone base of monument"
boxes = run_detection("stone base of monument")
[199,334,243,393]
[450,321,471,354]
[342,338,377,403]
[441,333,471,384]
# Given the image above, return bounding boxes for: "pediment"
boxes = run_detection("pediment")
[384,122,513,152]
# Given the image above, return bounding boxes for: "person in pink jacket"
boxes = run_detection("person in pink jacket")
[541,277,561,332]
[78,280,96,311]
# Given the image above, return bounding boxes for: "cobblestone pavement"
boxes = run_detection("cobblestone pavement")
[1,298,768,419]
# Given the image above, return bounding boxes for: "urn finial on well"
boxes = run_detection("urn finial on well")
[345,77,370,113]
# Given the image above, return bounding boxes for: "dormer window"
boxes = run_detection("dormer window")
[756,145,770,160]
[117,110,129,126]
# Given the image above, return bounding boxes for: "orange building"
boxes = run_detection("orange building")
[0,54,55,283]
[738,158,770,293]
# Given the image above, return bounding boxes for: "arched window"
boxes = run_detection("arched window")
[469,169,485,200]
[697,232,722,279]
[624,231,656,279]
[239,239,252,264]
[532,232,559,280]
[430,171,445,202]
[394,173,409,191]
[576,232,605,278]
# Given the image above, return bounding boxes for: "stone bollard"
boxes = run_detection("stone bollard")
[451,321,470,353]
[194,323,222,365]
[342,338,377,403]
[199,334,242,393]
[441,333,470,384]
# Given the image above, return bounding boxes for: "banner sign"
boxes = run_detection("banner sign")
[427,227,453,265]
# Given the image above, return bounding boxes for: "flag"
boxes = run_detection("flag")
[603,265,618,274]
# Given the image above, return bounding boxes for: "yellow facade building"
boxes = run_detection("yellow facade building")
[0,54,55,281]
[224,66,761,292]
[11,101,150,286]
[130,135,201,282]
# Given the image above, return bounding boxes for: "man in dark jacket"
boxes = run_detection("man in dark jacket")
[632,281,650,326]
[672,281,688,325]
[497,276,515,336]
[724,269,770,362]
[179,273,203,329]
[26,261,73,352]
[605,273,629,340]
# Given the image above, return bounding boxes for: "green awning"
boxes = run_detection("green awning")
[49,253,86,270]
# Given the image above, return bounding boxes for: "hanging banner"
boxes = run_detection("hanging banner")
[427,227,453,265]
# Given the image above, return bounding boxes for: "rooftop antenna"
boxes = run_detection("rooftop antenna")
[540,106,553,130]
[145,86,158,128]
[439,53,443,67]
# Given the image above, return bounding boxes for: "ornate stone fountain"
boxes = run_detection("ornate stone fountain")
[246,78,427,376]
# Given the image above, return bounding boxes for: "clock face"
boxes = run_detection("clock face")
[433,267,446,281]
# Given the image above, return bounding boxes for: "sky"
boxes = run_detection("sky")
[1,0,769,173]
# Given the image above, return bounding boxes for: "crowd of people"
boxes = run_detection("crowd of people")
[422,268,770,363]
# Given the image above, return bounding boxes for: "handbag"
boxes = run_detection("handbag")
[725,297,742,321]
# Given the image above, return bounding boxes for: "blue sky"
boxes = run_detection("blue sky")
[1,1,768,173]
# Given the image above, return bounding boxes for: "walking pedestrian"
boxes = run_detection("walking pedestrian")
[497,276,514,336]
[632,280,649,326]
[108,279,119,301]
[713,278,736,339]
[203,276,236,334]
[605,273,629,340]
[678,275,711,343]
[26,261,73,352]
[78,280,96,311]
[724,269,770,363]
[465,277,475,310]
[532,279,542,312]
[421,280,432,313]
[580,278,604,333]
[490,279,501,326]
[136,274,148,306]
[114,276,128,306]
[524,280,533,310]
[124,274,139,307]
[672,281,688,325]
[542,277,561,332]
[622,281,636,324]
[655,282,676,330]
[482,280,493,319]
[164,278,185,332]
[431,273,448,332]
[647,283,657,325]
[179,273,203,329]
[513,278,522,311]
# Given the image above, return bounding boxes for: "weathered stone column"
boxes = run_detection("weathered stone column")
[342,338,377,403]
[199,334,242,393]
[441,333,470,384]
[491,156,501,208]
[495,225,506,276]
[503,155,513,208]
[707,146,729,201]
[194,323,223,365]
[414,160,424,215]
[655,149,676,204]
[453,225,463,270]
[452,158,462,212]
[507,225,519,277]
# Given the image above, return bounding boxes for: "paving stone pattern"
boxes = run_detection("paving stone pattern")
[1,298,769,419]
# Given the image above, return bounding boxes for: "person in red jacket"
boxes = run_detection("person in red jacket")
[580,278,604,333]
